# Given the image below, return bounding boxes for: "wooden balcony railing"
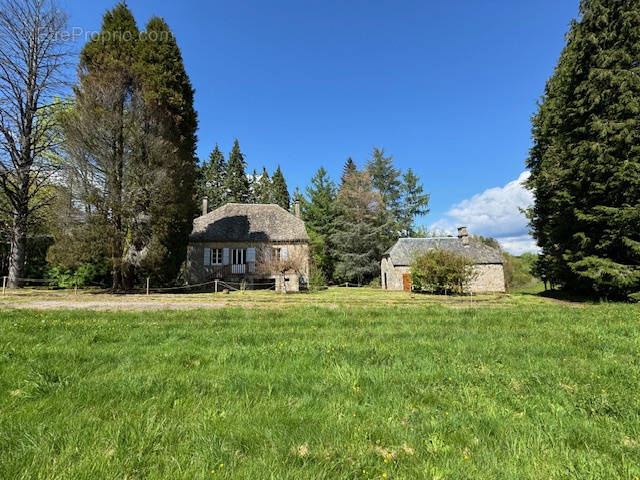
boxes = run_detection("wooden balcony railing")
[209,262,256,277]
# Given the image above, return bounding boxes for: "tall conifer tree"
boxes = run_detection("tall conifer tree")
[526,0,640,298]
[64,3,140,289]
[134,16,198,282]
[199,144,226,209]
[271,165,290,210]
[332,169,394,285]
[254,167,274,203]
[400,168,430,237]
[224,139,249,203]
[302,167,338,282]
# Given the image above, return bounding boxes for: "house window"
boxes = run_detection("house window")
[211,248,223,265]
[271,247,281,262]
[232,248,246,265]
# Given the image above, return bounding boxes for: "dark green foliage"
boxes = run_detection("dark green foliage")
[198,144,226,210]
[366,148,430,238]
[224,139,249,203]
[367,148,402,216]
[254,167,274,204]
[58,4,197,288]
[301,167,338,282]
[271,165,290,210]
[134,16,198,284]
[332,169,395,285]
[410,249,477,294]
[400,168,430,236]
[526,0,640,298]
[341,157,357,183]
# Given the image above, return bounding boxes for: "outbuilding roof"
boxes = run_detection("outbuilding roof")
[384,237,504,265]
[190,203,309,243]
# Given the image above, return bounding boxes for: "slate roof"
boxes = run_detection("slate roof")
[190,203,310,243]
[384,237,504,265]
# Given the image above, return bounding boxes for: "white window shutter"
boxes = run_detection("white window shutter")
[223,248,230,265]
[204,247,211,266]
[263,247,271,263]
[281,247,288,260]
[246,247,256,263]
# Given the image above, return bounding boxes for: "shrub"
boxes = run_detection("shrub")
[410,249,477,294]
[47,264,107,288]
[307,264,328,291]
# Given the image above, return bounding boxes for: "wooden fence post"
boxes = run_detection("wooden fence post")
[345,282,349,297]
[146,277,150,296]
[215,279,218,293]
[74,281,78,296]
[2,276,6,295]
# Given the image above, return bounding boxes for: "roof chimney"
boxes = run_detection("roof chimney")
[294,200,301,219]
[457,226,469,245]
[202,196,208,216]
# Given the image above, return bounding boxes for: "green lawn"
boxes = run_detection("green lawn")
[1,296,639,479]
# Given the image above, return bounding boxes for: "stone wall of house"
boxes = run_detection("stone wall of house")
[381,257,410,290]
[468,264,506,293]
[186,242,309,290]
[381,259,505,293]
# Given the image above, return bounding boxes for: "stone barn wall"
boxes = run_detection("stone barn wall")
[381,259,505,293]
[467,264,506,293]
[381,257,410,290]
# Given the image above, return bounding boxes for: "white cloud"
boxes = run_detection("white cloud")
[430,171,538,255]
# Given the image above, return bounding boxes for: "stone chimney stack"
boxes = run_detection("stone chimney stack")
[202,196,209,216]
[294,200,301,219]
[457,226,469,245]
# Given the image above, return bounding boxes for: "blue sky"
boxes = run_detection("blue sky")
[59,0,579,253]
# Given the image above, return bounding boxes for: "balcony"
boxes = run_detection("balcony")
[209,262,256,277]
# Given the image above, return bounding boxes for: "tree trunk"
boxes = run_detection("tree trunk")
[8,214,27,288]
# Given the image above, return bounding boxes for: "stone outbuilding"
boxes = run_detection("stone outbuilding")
[186,201,310,292]
[381,227,506,293]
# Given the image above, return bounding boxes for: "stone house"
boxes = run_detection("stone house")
[381,227,506,293]
[186,201,310,291]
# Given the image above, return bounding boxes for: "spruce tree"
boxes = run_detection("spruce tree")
[341,157,357,184]
[224,139,249,203]
[271,165,290,210]
[366,147,402,222]
[526,0,640,298]
[199,144,226,209]
[400,168,430,237]
[254,167,274,203]
[302,167,338,282]
[332,169,395,285]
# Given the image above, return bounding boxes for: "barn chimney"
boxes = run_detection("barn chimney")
[457,226,469,245]
[294,200,301,219]
[202,196,209,216]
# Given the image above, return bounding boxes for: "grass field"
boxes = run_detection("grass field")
[1,289,639,479]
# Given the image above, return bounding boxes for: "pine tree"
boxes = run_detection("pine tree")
[224,139,249,203]
[526,0,640,298]
[199,144,226,209]
[400,168,430,236]
[341,157,357,184]
[366,147,402,221]
[254,167,274,203]
[302,167,338,282]
[332,170,394,285]
[247,168,259,203]
[271,165,290,210]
